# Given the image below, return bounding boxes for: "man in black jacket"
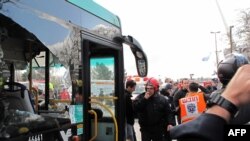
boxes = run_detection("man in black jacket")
[173,78,189,124]
[134,78,175,141]
[125,79,137,141]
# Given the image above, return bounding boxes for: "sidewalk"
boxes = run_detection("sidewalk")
[134,119,141,141]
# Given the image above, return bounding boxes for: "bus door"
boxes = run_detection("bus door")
[81,35,148,141]
[89,57,117,141]
[79,38,125,141]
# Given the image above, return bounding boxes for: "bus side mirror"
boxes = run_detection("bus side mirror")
[114,35,148,77]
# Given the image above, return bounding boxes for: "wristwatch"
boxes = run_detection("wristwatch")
[207,93,239,118]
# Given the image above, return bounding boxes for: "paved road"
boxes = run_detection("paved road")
[134,119,141,141]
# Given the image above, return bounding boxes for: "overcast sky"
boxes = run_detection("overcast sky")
[95,0,250,80]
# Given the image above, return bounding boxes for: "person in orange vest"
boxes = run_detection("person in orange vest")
[179,82,207,123]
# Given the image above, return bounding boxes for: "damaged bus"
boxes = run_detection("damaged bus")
[0,0,147,140]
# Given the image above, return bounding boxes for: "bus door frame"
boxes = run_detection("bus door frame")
[81,36,125,141]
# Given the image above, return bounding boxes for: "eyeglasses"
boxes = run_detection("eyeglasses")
[146,87,154,90]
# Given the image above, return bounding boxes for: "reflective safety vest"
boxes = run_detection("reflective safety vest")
[179,92,206,123]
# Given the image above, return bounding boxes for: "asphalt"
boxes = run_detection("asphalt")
[134,119,141,141]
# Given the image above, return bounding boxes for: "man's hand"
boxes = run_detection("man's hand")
[167,124,173,131]
[222,65,250,107]
[144,92,152,99]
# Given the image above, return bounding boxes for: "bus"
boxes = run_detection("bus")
[0,0,148,141]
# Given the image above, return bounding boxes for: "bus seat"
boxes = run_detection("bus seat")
[1,82,35,113]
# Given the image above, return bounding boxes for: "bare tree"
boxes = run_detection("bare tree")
[235,9,250,50]
[91,62,113,80]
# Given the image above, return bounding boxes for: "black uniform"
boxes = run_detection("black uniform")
[125,89,135,125]
[133,92,175,141]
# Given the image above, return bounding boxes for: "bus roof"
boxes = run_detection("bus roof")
[67,0,120,27]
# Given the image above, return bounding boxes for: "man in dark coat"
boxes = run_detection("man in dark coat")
[134,78,175,141]
[173,78,189,124]
[125,79,137,141]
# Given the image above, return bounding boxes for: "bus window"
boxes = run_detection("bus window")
[15,51,74,112]
[90,57,115,117]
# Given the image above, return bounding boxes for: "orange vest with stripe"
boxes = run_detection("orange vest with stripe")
[179,92,206,123]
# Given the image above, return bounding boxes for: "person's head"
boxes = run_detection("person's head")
[145,77,159,94]
[181,78,189,90]
[165,78,172,83]
[161,83,173,96]
[165,83,172,90]
[173,82,178,87]
[125,79,136,93]
[217,52,249,86]
[203,81,212,88]
[188,82,199,92]
[211,78,219,86]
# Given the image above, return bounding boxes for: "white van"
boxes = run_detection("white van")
[132,82,145,100]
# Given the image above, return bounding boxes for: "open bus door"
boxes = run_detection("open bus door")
[79,34,147,141]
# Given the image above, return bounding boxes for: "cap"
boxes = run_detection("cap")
[146,77,159,91]
[164,83,172,90]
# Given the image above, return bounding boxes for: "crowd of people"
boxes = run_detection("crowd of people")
[125,52,250,141]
